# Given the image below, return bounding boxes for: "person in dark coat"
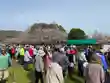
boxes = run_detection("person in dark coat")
[52,47,69,78]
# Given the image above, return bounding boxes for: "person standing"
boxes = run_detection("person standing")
[29,45,34,58]
[19,46,25,65]
[43,47,52,73]
[84,53,105,83]
[11,46,16,60]
[44,47,64,83]
[34,47,45,83]
[45,62,64,83]
[52,47,69,78]
[15,45,20,61]
[24,46,32,71]
[78,50,87,76]
[0,49,12,82]
[71,45,77,65]
[32,46,37,57]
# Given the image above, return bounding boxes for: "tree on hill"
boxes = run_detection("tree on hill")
[55,24,66,33]
[68,28,86,39]
[28,23,66,33]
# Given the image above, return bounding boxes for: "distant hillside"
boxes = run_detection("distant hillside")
[0,30,22,41]
[1,23,67,44]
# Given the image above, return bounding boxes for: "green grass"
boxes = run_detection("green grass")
[65,75,84,83]
[7,63,84,83]
[65,68,84,83]
[8,65,29,83]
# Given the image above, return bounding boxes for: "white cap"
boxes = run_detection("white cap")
[38,50,45,57]
[60,47,65,52]
[39,46,43,50]
[72,45,76,48]
[100,49,105,53]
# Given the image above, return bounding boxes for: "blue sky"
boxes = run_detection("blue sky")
[0,0,110,34]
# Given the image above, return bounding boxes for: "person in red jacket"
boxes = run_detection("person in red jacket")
[11,46,16,60]
[28,45,34,58]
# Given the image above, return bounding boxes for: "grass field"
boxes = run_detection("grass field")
[7,61,84,83]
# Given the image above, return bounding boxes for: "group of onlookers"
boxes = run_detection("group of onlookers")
[65,45,110,83]
[0,44,110,83]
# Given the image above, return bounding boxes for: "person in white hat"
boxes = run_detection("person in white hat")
[34,46,45,83]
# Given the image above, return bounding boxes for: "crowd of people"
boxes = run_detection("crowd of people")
[0,44,110,83]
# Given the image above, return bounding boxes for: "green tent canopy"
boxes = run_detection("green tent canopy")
[67,39,97,45]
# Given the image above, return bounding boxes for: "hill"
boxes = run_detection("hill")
[0,30,22,41]
[27,23,66,33]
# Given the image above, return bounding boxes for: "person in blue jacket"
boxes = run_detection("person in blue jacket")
[96,51,108,72]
